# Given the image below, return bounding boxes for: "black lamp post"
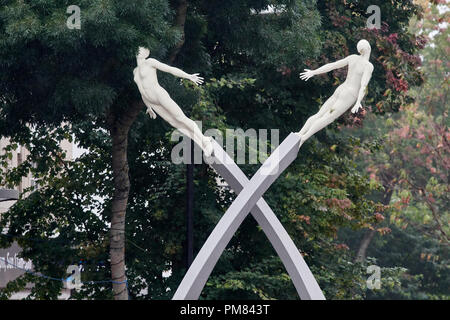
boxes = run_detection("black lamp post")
[186,139,194,268]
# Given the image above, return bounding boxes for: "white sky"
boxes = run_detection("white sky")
[72,143,88,160]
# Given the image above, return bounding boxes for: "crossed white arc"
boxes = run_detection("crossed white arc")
[172,133,325,300]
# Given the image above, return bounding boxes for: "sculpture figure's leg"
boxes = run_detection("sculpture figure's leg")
[152,97,212,156]
[300,96,353,143]
[298,91,338,136]
[300,114,336,143]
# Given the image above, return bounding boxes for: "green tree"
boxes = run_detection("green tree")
[0,0,425,300]
[340,0,449,299]
[0,0,182,299]
[0,0,322,299]
[197,0,424,299]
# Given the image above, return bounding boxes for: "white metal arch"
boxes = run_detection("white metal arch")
[173,133,325,300]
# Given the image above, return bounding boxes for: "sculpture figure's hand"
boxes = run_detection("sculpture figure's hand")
[189,73,204,86]
[299,69,315,81]
[146,106,157,119]
[351,102,362,114]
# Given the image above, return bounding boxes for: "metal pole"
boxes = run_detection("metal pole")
[186,139,194,268]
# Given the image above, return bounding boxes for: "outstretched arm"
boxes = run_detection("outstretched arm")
[351,63,374,113]
[148,59,204,85]
[300,56,352,81]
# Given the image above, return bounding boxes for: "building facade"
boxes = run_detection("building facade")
[0,137,73,299]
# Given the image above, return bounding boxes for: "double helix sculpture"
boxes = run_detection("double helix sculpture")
[134,40,374,300]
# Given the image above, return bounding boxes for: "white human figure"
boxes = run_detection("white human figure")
[133,47,213,157]
[296,40,374,146]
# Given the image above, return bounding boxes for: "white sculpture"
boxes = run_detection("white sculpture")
[173,134,325,300]
[133,47,213,156]
[172,40,375,301]
[297,39,374,144]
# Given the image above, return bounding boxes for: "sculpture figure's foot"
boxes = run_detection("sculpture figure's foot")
[203,137,214,158]
[294,132,304,150]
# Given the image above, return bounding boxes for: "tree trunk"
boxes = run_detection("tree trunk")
[107,0,189,295]
[108,102,144,300]
[355,188,393,263]
[169,0,188,64]
[355,229,376,262]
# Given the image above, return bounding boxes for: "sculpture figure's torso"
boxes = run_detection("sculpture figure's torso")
[134,60,164,105]
[339,55,371,98]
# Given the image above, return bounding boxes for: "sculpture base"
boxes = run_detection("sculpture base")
[173,133,325,300]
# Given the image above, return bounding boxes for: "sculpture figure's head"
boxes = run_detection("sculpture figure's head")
[137,47,150,59]
[357,40,371,57]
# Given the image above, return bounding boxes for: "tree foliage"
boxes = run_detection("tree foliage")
[0,0,427,300]
[340,0,449,300]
